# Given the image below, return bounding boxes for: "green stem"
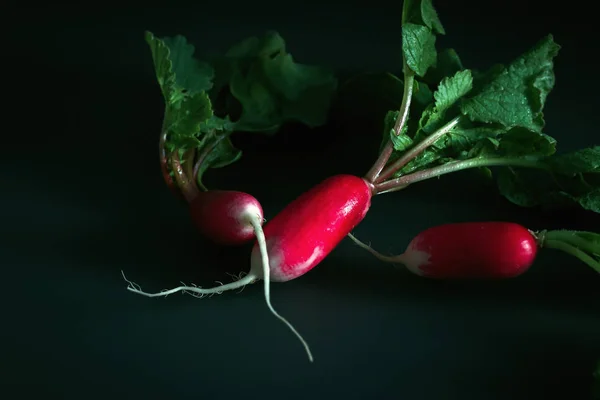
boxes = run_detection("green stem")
[192,133,225,192]
[375,116,462,184]
[374,156,549,194]
[541,239,600,274]
[170,151,200,203]
[159,130,185,201]
[543,230,600,258]
[364,67,415,183]
[183,148,196,185]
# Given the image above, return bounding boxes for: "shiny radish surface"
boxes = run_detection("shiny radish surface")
[251,174,373,282]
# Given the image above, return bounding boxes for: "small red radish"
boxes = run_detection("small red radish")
[349,222,539,279]
[170,153,264,246]
[123,174,374,362]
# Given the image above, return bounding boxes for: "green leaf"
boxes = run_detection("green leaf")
[200,115,236,133]
[412,70,472,142]
[423,48,464,87]
[441,124,503,155]
[494,146,600,213]
[420,0,445,34]
[146,31,215,153]
[546,146,600,175]
[434,69,473,112]
[460,35,560,133]
[495,167,583,210]
[578,188,600,213]
[413,80,434,110]
[402,23,437,77]
[221,31,337,133]
[196,135,242,188]
[145,31,214,101]
[381,111,413,152]
[164,91,213,140]
[495,128,557,157]
[496,168,542,208]
[398,150,451,175]
[403,0,445,34]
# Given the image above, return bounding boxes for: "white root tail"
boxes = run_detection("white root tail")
[248,216,314,363]
[122,270,256,297]
[122,213,314,363]
[347,233,401,264]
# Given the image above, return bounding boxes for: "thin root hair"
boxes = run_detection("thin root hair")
[120,270,256,299]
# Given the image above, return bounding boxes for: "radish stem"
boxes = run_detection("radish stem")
[159,131,184,200]
[364,63,415,183]
[375,116,462,184]
[534,230,600,273]
[170,153,201,203]
[374,157,550,194]
[183,149,196,184]
[541,239,600,273]
[192,134,226,191]
[542,230,600,257]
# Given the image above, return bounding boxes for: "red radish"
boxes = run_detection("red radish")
[249,174,373,282]
[123,174,374,362]
[349,222,539,279]
[169,151,264,246]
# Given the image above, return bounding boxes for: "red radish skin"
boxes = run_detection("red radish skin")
[250,174,373,282]
[170,153,264,246]
[350,222,538,279]
[189,191,264,246]
[123,174,373,362]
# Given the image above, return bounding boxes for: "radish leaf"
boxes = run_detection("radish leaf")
[381,111,413,152]
[546,147,600,174]
[219,31,338,133]
[402,23,437,77]
[460,35,560,133]
[146,31,214,154]
[495,147,600,212]
[195,133,243,187]
[145,31,214,99]
[403,0,445,34]
[422,48,463,88]
[434,70,473,113]
[412,69,473,143]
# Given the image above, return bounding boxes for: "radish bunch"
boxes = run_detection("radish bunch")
[124,0,600,363]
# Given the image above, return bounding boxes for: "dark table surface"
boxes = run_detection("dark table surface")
[4,0,600,399]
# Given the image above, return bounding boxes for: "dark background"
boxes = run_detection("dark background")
[3,0,600,399]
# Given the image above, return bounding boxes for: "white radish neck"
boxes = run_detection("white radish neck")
[122,213,313,362]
